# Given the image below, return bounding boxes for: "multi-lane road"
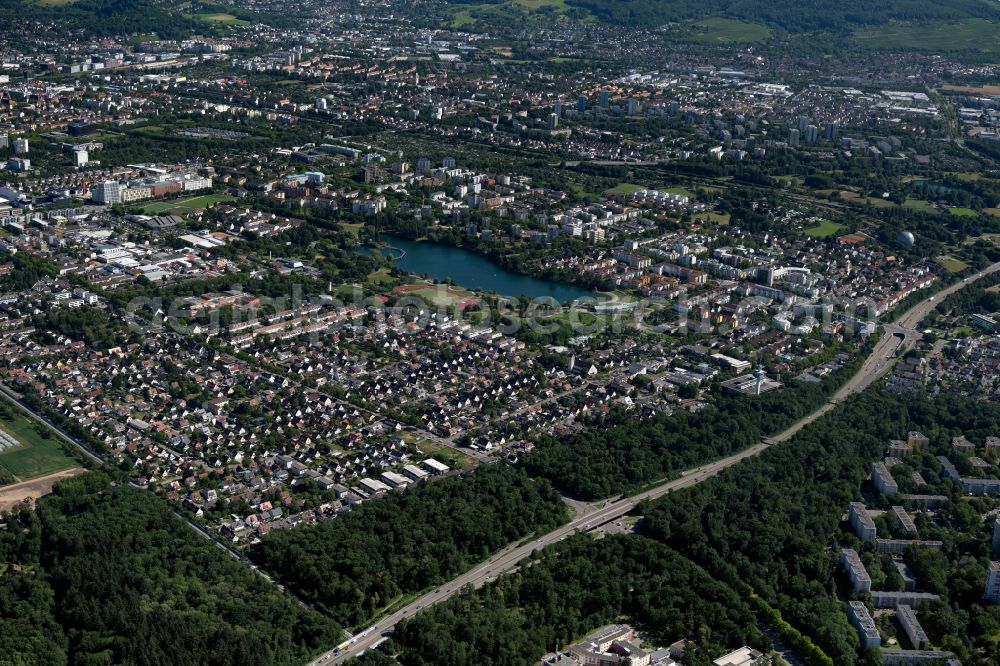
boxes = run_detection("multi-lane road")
[315,261,1000,665]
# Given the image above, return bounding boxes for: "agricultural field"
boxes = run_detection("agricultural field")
[803,220,844,238]
[854,19,1000,55]
[0,412,79,481]
[140,193,235,215]
[689,18,771,43]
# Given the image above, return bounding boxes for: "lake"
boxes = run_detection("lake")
[377,235,595,303]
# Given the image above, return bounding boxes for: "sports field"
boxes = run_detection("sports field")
[0,412,78,481]
[141,194,234,215]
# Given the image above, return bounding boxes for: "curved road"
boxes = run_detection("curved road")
[316,261,1000,665]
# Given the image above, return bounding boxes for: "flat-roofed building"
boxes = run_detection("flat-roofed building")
[871,591,939,609]
[896,605,929,650]
[986,561,1000,604]
[847,601,881,650]
[872,462,898,495]
[892,506,918,536]
[380,471,410,488]
[849,502,877,541]
[841,547,871,592]
[876,539,943,554]
[881,650,955,665]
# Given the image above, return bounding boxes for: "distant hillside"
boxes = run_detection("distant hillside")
[564,0,1000,33]
[1,0,197,38]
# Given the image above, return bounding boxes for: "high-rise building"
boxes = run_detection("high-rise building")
[797,115,810,132]
[315,98,328,110]
[547,113,559,130]
[599,90,609,110]
[626,98,640,115]
[73,149,88,167]
[13,137,28,155]
[577,94,587,113]
[92,181,121,204]
[788,128,800,147]
[825,121,839,140]
[986,561,1000,604]
[0,133,7,149]
[993,516,1000,555]
[442,156,456,169]
[805,124,819,143]
[553,101,562,117]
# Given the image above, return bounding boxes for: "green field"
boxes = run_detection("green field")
[936,256,970,273]
[141,193,234,215]
[0,413,78,480]
[690,18,771,43]
[903,199,937,214]
[855,20,1000,54]
[186,12,250,25]
[604,183,645,195]
[947,207,978,217]
[803,220,844,238]
[447,0,585,28]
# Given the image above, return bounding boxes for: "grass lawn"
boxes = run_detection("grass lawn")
[338,222,364,238]
[947,207,978,217]
[855,20,1000,55]
[903,199,937,214]
[408,437,474,470]
[141,193,234,215]
[693,211,730,225]
[185,12,250,25]
[392,283,477,308]
[838,191,896,208]
[936,256,970,273]
[0,412,78,480]
[690,17,771,43]
[803,221,844,238]
[604,183,645,195]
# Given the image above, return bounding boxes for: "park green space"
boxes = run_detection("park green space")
[854,19,1000,54]
[902,198,937,213]
[689,18,771,43]
[447,0,587,28]
[947,206,978,217]
[140,193,234,215]
[803,220,844,238]
[185,12,250,25]
[0,412,78,480]
[936,255,970,273]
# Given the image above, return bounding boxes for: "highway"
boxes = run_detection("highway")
[314,260,1000,665]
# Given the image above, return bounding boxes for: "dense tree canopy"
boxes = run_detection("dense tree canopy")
[0,472,339,666]
[250,464,568,626]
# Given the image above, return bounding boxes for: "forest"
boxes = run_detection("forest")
[0,472,339,666]
[560,0,1000,34]
[249,464,568,627]
[354,534,764,666]
[522,348,867,499]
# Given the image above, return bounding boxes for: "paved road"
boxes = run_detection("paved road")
[316,261,1000,665]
